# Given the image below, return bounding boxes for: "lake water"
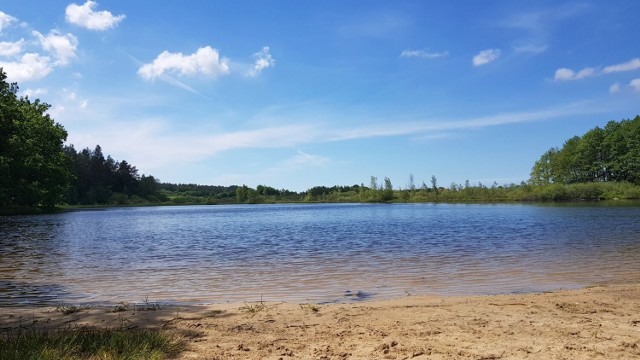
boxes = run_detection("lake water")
[1,203,640,306]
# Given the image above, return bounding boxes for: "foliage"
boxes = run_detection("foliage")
[530,116,640,185]
[0,69,70,209]
[63,145,166,205]
[0,328,183,360]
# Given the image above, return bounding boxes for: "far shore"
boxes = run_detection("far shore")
[2,284,639,359]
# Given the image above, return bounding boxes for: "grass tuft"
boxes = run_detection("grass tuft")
[54,303,92,315]
[133,295,164,312]
[239,296,268,317]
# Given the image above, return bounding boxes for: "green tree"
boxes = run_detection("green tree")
[530,115,640,185]
[113,160,139,197]
[236,185,249,202]
[0,69,70,209]
[382,177,393,201]
[138,175,160,199]
[431,175,439,196]
[530,148,557,185]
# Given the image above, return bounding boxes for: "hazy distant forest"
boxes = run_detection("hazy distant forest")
[2,69,640,212]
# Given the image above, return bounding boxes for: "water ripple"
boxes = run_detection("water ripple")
[1,203,640,305]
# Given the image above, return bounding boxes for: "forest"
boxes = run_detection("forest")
[2,67,640,212]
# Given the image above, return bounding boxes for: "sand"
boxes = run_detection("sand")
[2,284,640,359]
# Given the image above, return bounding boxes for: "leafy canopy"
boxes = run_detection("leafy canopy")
[0,69,70,209]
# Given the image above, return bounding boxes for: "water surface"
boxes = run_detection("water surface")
[1,203,639,305]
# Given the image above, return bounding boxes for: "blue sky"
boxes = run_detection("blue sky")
[1,1,639,191]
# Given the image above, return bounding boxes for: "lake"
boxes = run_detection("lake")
[1,203,640,306]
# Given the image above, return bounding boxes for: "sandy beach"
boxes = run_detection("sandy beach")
[2,284,639,359]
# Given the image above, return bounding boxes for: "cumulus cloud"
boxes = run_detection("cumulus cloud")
[0,11,17,32]
[246,46,275,77]
[65,1,125,31]
[0,39,24,57]
[32,30,78,66]
[630,79,640,92]
[138,46,230,80]
[472,49,501,66]
[0,53,54,82]
[554,67,595,81]
[400,49,449,59]
[603,58,640,74]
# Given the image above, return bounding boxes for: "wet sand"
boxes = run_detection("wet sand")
[2,284,640,359]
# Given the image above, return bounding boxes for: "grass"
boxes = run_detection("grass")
[0,298,183,359]
[239,296,268,317]
[54,303,92,315]
[133,295,164,312]
[0,327,184,360]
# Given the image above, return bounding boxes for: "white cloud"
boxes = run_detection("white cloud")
[0,11,17,32]
[555,58,640,83]
[65,1,125,31]
[32,30,78,66]
[138,46,230,80]
[0,53,53,82]
[22,87,48,98]
[256,150,330,180]
[609,82,621,94]
[65,102,598,175]
[0,39,24,57]
[603,58,640,74]
[554,67,595,81]
[246,46,275,77]
[328,104,598,142]
[630,79,640,92]
[48,105,65,119]
[472,49,501,66]
[68,122,318,171]
[400,49,449,59]
[554,68,574,81]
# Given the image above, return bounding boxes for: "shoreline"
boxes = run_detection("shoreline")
[2,284,639,359]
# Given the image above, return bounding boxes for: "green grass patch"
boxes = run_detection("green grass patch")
[0,328,184,360]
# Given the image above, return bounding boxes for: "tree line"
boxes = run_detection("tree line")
[63,145,162,205]
[2,67,640,211]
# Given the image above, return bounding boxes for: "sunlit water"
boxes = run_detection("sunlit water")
[1,203,640,306]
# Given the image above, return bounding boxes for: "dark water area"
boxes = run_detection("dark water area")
[1,203,640,306]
